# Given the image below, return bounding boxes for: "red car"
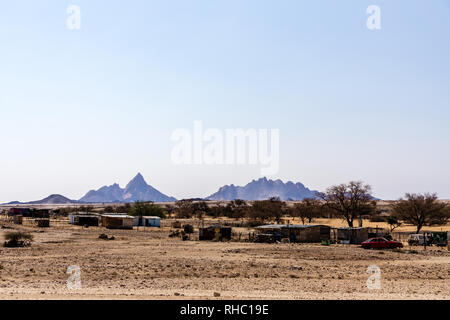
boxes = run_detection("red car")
[361,237,403,249]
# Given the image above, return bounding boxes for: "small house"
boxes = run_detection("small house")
[448,231,450,251]
[69,213,99,226]
[33,209,51,218]
[8,208,33,217]
[337,227,369,244]
[133,216,161,227]
[199,225,232,241]
[255,224,331,243]
[100,214,134,230]
[35,219,50,228]
[8,208,50,218]
[13,215,23,225]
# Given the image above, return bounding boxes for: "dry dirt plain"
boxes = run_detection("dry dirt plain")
[0,221,449,300]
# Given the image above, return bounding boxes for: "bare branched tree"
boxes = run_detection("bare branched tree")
[292,198,322,224]
[391,193,448,233]
[318,181,375,227]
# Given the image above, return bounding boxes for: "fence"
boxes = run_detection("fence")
[0,214,69,227]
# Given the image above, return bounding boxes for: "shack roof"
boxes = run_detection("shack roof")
[101,214,134,219]
[69,213,100,217]
[202,225,231,230]
[256,224,325,229]
[142,216,161,219]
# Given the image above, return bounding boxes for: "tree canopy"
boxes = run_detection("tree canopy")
[319,181,376,227]
[391,193,448,233]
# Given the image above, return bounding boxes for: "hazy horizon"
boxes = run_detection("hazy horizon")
[1,0,449,203]
[2,173,450,203]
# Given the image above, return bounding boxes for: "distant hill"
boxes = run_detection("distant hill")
[205,177,319,201]
[79,173,176,203]
[28,194,79,205]
[5,201,22,205]
[3,194,80,205]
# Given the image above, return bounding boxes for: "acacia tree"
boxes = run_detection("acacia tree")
[385,216,402,232]
[293,198,322,224]
[163,204,176,218]
[174,200,210,219]
[192,201,210,220]
[174,200,194,218]
[391,193,448,233]
[319,181,376,227]
[226,199,248,220]
[248,197,286,224]
[130,201,165,218]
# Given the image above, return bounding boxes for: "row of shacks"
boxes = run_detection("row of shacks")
[7,208,161,229]
[8,208,51,218]
[8,208,52,227]
[68,213,161,229]
[254,224,386,244]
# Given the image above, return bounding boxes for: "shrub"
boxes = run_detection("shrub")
[369,215,386,222]
[4,231,34,247]
[130,201,166,218]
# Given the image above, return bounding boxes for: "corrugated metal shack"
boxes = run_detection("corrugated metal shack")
[35,219,50,228]
[133,216,161,227]
[255,224,331,243]
[69,213,99,226]
[33,209,51,218]
[100,214,134,230]
[13,215,23,225]
[8,208,32,217]
[199,225,232,241]
[8,208,50,218]
[448,231,450,251]
[337,227,369,244]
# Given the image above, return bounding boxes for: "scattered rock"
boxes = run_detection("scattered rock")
[214,292,221,297]
[99,234,115,240]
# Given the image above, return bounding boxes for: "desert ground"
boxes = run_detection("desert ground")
[0,216,448,300]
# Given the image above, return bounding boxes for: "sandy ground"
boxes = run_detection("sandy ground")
[0,222,449,300]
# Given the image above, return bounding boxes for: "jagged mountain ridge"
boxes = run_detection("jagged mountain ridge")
[79,173,176,203]
[205,177,319,201]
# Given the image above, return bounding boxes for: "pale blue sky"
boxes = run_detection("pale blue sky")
[1,0,449,202]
